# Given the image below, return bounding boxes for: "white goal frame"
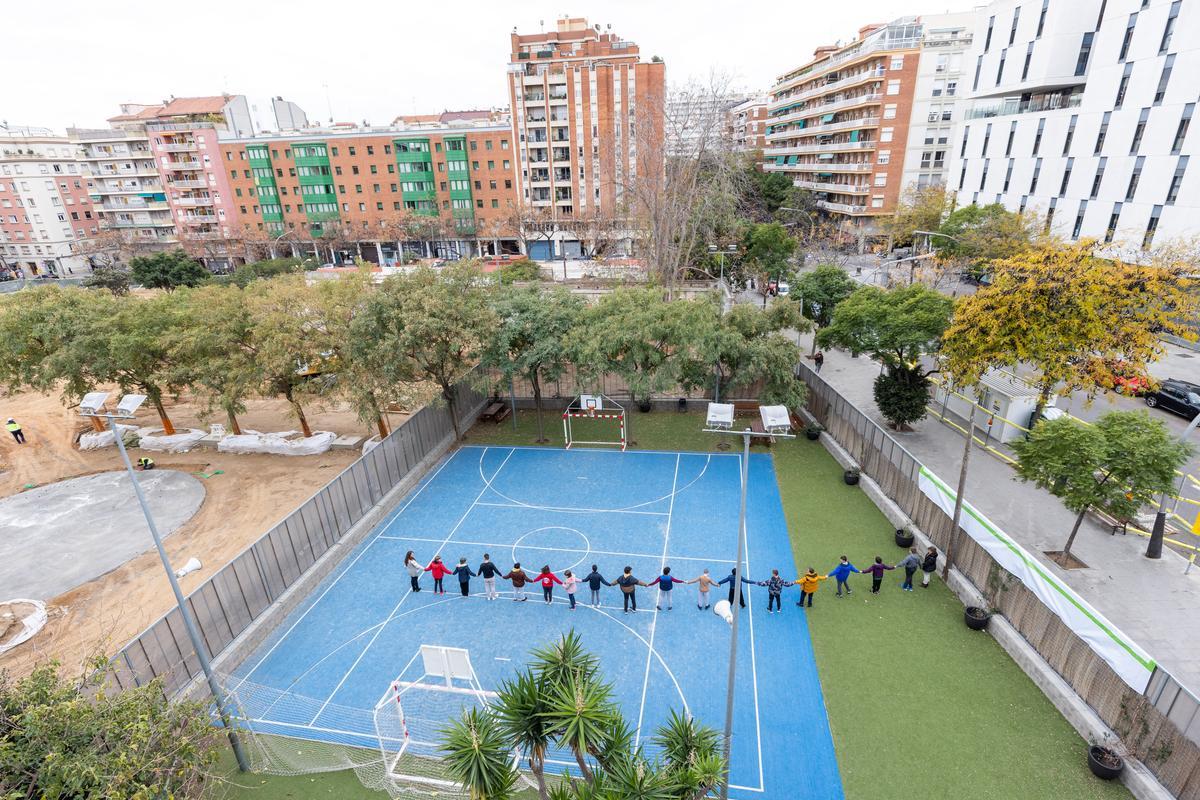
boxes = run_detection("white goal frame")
[563,394,626,451]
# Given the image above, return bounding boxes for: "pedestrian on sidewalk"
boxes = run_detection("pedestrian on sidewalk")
[535,565,562,605]
[583,564,611,606]
[647,566,683,611]
[616,567,645,613]
[452,558,477,597]
[719,568,754,608]
[6,418,25,444]
[425,556,452,594]
[862,557,895,594]
[828,556,860,597]
[477,553,501,600]
[813,351,825,374]
[796,568,827,608]
[503,562,532,602]
[404,550,423,593]
[921,546,939,588]
[687,568,718,609]
[758,569,792,613]
[563,569,579,610]
[897,547,921,591]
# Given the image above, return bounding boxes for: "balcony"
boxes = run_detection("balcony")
[817,200,870,214]
[168,178,208,189]
[772,33,921,93]
[161,142,198,152]
[778,67,887,106]
[791,179,871,194]
[100,199,168,211]
[93,165,159,178]
[767,140,877,156]
[966,91,1083,121]
[181,212,217,223]
[165,159,202,170]
[767,115,881,141]
[174,196,214,206]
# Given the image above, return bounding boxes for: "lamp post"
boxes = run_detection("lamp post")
[1146,412,1200,559]
[703,417,794,800]
[79,391,250,772]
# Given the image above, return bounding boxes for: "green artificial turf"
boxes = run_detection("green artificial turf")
[213,409,1129,799]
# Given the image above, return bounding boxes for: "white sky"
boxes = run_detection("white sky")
[5,0,975,134]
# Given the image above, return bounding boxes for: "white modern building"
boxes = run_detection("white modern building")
[0,126,99,275]
[947,0,1197,253]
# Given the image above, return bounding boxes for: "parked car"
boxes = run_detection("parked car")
[1107,360,1153,396]
[1145,379,1200,420]
[777,281,790,296]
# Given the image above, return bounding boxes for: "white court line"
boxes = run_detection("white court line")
[739,451,766,794]
[230,447,464,692]
[375,534,735,565]
[475,500,668,517]
[634,453,680,748]
[308,447,515,724]
[459,443,741,459]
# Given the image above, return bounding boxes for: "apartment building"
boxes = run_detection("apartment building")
[728,96,770,152]
[764,15,973,239]
[947,0,1197,252]
[219,118,522,263]
[0,126,97,276]
[507,17,665,259]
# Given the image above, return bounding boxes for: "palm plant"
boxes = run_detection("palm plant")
[439,707,521,800]
[495,670,553,799]
[540,671,618,779]
[602,755,678,800]
[530,630,600,687]
[653,710,725,800]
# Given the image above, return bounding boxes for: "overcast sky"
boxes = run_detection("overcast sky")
[6,0,975,133]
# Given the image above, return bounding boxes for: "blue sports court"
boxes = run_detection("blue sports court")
[229,445,844,798]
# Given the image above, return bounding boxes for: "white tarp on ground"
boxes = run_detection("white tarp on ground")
[218,429,336,456]
[0,599,47,655]
[137,427,206,453]
[362,435,383,455]
[918,465,1156,692]
[78,423,138,451]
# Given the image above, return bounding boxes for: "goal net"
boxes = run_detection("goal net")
[563,394,626,451]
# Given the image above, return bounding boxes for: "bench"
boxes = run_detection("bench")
[749,420,773,448]
[480,402,511,424]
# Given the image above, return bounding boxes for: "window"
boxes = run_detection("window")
[886,80,901,95]
[1126,156,1145,200]
[1063,115,1078,154]
[501,140,509,150]
[877,150,891,165]
[874,173,887,186]
[475,199,484,208]
[1154,55,1175,105]
[880,127,894,143]
[1143,205,1162,249]
[1030,158,1043,192]
[1105,204,1121,243]
[883,104,898,120]
[355,184,362,193]
[372,183,381,192]
[973,55,983,91]
[871,196,885,208]
[1022,42,1034,80]
[474,180,481,190]
[487,160,495,170]
[1094,112,1111,154]
[1165,156,1188,204]
[985,15,995,51]
[1006,121,1017,156]
[960,127,970,157]
[352,165,360,175]
[996,49,1007,84]
[348,147,356,156]
[1033,118,1045,154]
[1074,32,1093,76]
[491,199,499,208]
[370,165,378,174]
[1060,157,1075,194]
[1003,159,1014,191]
[1009,7,1020,45]
[1119,13,1137,61]
[1090,157,1107,198]
[1037,0,1048,36]
[1115,63,1133,108]
[1046,197,1057,231]
[982,123,993,155]
[1072,200,1087,238]
[980,158,990,191]
[1160,1,1180,53]
[1130,108,1150,154]
[1171,104,1193,154]
[384,145,392,154]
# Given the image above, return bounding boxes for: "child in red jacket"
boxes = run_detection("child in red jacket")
[425,556,452,594]
[535,565,563,605]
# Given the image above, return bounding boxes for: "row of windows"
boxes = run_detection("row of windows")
[231,159,511,182]
[235,178,514,198]
[239,138,511,160]
[241,198,505,216]
[958,153,1187,209]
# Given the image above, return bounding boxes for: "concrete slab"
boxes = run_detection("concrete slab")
[0,470,205,601]
[330,434,363,449]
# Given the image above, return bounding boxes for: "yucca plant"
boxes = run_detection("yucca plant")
[540,670,619,780]
[652,710,725,800]
[530,630,600,687]
[602,754,678,800]
[592,711,636,772]
[494,669,553,800]
[439,707,521,800]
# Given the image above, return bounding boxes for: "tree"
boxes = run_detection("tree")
[353,264,496,439]
[81,265,131,296]
[1012,411,1192,565]
[943,240,1200,420]
[881,186,951,248]
[0,659,220,799]
[935,202,1040,276]
[740,222,797,290]
[482,285,583,442]
[440,707,521,800]
[498,258,542,284]
[129,248,210,292]
[244,276,326,437]
[793,264,856,351]
[872,370,933,431]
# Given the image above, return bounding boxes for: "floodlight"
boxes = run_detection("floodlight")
[116,394,147,417]
[79,391,111,416]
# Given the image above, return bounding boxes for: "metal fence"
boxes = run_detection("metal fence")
[106,374,488,698]
[798,362,1200,798]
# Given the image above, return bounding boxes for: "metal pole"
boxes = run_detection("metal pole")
[105,415,251,771]
[720,428,751,800]
[1147,413,1200,558]
[941,402,977,581]
[509,375,518,431]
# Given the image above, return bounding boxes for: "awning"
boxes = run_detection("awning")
[775,156,786,165]
[786,155,798,165]
[821,113,835,123]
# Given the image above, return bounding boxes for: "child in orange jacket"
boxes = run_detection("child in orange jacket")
[796,568,827,608]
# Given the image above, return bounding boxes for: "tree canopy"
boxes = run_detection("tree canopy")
[817,284,954,371]
[129,249,210,292]
[794,264,857,332]
[740,222,797,285]
[936,202,1040,269]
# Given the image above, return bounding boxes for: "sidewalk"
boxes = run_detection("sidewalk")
[801,330,1200,696]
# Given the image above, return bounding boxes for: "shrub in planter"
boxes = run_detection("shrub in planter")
[805,424,823,441]
[843,467,861,486]
[637,398,653,413]
[964,606,991,631]
[894,526,915,548]
[1087,744,1125,780]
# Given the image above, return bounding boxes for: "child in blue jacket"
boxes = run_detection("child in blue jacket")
[828,556,860,597]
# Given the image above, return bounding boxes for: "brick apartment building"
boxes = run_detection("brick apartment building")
[728,96,770,152]
[507,17,665,259]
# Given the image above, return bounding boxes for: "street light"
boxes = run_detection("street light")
[79,392,250,772]
[703,409,795,800]
[1146,411,1200,559]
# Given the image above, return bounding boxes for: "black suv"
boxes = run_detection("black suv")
[1145,379,1200,420]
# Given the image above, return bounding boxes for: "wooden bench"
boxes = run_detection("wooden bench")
[749,419,773,448]
[480,402,511,424]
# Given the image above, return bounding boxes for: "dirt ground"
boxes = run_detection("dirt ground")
[0,388,404,677]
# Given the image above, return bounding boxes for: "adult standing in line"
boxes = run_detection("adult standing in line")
[503,562,532,602]
[615,567,646,613]
[646,566,683,611]
[452,558,477,597]
[718,567,754,608]
[477,553,501,600]
[583,564,612,607]
[897,547,922,592]
[404,551,423,593]
[687,568,718,610]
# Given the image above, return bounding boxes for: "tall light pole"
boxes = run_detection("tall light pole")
[1146,411,1200,559]
[704,413,794,800]
[79,392,251,772]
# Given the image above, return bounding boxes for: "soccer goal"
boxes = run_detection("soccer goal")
[373,645,519,797]
[563,394,626,451]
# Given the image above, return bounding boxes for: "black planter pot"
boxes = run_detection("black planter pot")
[805,429,821,441]
[844,470,860,486]
[637,399,652,413]
[894,529,914,548]
[1087,746,1125,780]
[964,606,991,631]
